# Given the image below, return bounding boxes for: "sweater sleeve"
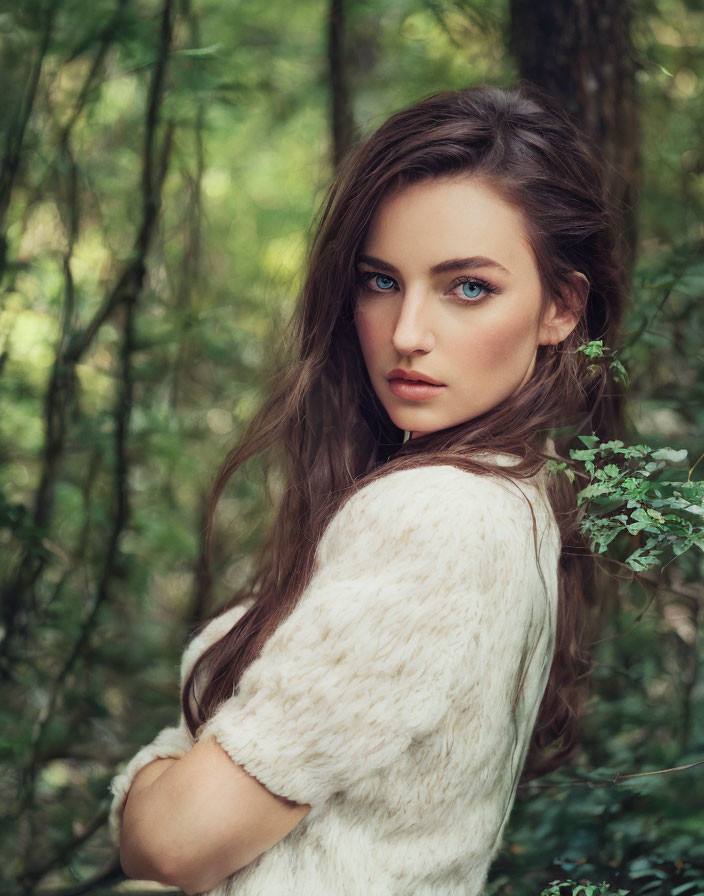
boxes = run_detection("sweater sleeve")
[195,464,556,810]
[107,601,253,847]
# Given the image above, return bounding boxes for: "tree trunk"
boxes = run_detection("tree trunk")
[328,0,357,169]
[509,0,640,276]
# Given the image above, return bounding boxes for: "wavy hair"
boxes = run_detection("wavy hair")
[182,82,626,784]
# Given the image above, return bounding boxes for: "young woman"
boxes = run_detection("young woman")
[109,83,625,895]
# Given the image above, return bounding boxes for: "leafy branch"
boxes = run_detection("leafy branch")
[547,341,704,573]
[574,338,630,390]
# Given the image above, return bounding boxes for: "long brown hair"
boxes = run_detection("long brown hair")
[182,82,626,784]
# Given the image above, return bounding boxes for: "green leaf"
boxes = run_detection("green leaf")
[576,339,605,358]
[577,435,600,448]
[650,447,689,464]
[609,358,629,388]
[175,42,223,57]
[672,883,704,895]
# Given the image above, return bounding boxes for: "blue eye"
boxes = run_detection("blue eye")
[461,281,484,300]
[356,271,398,293]
[356,270,498,304]
[452,276,498,304]
[373,274,395,290]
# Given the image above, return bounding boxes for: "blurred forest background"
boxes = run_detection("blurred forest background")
[1,0,703,893]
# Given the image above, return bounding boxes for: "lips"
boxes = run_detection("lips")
[387,368,444,386]
[387,378,444,401]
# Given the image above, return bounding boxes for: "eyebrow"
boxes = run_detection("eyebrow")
[355,254,512,277]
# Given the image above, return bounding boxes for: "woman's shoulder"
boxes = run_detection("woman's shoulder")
[180,599,254,686]
[334,457,552,529]
[317,457,558,570]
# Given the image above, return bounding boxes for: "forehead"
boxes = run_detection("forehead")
[360,176,535,269]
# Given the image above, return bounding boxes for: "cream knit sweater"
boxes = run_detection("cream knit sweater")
[109,458,561,895]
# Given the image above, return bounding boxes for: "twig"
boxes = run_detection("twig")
[688,450,704,482]
[519,757,704,790]
[0,4,58,278]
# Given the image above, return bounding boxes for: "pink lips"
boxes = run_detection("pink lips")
[386,369,445,401]
[387,368,444,386]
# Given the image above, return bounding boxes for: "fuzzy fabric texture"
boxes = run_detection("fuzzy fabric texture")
[109,458,561,895]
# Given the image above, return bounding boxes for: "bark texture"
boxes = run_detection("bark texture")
[509,0,640,273]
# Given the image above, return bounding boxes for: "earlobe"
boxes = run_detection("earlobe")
[539,271,588,346]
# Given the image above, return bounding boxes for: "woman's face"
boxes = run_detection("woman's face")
[353,176,580,438]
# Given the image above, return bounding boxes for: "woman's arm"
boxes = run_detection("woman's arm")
[128,757,179,797]
[109,602,256,852]
[119,735,310,895]
[119,757,182,885]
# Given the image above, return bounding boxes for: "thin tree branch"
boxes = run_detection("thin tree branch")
[21,811,110,892]
[518,757,704,791]
[0,4,58,281]
[9,3,177,890]
[0,0,176,672]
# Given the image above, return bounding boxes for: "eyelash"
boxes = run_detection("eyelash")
[355,271,499,305]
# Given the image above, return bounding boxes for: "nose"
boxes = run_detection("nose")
[390,288,435,356]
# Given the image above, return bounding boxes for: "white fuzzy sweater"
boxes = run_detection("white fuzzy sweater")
[109,458,561,895]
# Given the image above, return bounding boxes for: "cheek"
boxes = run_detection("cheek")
[454,309,538,368]
[354,306,384,361]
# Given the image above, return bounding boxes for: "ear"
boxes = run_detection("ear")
[538,271,588,346]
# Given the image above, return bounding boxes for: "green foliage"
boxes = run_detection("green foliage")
[575,339,630,390]
[546,339,704,573]
[0,491,45,556]
[546,434,704,572]
[540,881,630,896]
